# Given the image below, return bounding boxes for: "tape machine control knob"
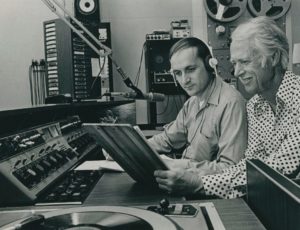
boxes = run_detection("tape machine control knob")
[159,198,170,215]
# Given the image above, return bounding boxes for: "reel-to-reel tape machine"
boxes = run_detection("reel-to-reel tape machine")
[203,0,291,22]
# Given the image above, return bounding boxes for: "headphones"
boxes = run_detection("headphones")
[201,40,218,74]
[170,37,218,87]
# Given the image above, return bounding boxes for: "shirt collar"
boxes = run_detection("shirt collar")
[276,71,295,106]
[194,76,220,110]
[253,71,295,115]
[207,76,222,106]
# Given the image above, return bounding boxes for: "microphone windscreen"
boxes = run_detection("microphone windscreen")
[150,93,165,102]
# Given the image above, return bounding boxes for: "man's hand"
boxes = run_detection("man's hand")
[154,169,203,195]
[161,156,187,169]
[99,110,118,123]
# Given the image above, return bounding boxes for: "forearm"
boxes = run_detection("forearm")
[186,159,233,176]
[148,134,173,153]
[201,170,247,199]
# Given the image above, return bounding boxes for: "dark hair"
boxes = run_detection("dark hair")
[169,37,214,72]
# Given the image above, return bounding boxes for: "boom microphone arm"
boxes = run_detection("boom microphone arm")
[40,0,144,96]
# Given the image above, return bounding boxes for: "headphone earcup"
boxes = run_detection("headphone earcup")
[204,55,214,73]
[204,55,218,73]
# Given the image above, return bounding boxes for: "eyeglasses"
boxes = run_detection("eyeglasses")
[170,65,203,80]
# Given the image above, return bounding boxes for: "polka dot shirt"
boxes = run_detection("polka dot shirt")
[201,71,300,199]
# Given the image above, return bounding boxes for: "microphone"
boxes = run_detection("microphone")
[104,92,165,102]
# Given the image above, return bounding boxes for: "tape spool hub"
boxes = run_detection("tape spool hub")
[247,0,291,20]
[204,0,247,22]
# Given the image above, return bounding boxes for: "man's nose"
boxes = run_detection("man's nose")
[181,72,191,83]
[234,62,245,78]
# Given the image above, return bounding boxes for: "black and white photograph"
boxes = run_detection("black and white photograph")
[0,1,299,229]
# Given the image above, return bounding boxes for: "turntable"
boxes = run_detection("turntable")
[0,202,224,230]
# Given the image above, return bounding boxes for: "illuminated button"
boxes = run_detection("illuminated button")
[25,141,35,146]
[35,164,45,172]
[49,156,57,163]
[72,192,81,197]
[42,160,52,168]
[19,144,27,148]
[27,168,37,176]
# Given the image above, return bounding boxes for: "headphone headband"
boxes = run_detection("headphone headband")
[200,40,218,73]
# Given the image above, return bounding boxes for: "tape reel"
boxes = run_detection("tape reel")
[247,0,291,20]
[204,0,247,22]
[77,0,97,14]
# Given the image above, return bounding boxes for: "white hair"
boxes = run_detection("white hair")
[231,16,289,71]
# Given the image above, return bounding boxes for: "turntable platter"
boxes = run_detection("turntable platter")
[1,206,179,230]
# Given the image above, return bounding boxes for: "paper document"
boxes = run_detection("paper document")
[75,160,124,172]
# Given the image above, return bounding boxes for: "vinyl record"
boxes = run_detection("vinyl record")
[1,206,179,230]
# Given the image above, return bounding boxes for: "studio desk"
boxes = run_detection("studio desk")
[0,104,297,229]
[0,158,299,230]
[0,170,265,230]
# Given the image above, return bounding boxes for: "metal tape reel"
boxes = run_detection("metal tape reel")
[78,0,97,14]
[247,0,291,20]
[204,0,247,22]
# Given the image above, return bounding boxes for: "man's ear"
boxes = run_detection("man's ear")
[272,51,280,67]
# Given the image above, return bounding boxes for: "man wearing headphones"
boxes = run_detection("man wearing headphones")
[150,37,247,195]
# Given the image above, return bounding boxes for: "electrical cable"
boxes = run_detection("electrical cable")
[173,95,180,113]
[29,60,47,105]
[156,96,170,116]
[40,59,47,104]
[91,56,106,91]
[29,65,34,105]
[134,41,146,86]
[36,64,41,104]
[157,97,181,118]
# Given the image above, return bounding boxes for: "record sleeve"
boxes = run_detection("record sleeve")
[83,123,169,185]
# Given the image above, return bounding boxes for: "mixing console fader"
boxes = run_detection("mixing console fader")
[37,170,103,205]
[0,116,103,206]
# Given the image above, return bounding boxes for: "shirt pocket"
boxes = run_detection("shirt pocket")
[199,114,215,138]
[187,131,218,161]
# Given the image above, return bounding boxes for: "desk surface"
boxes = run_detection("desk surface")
[87,172,266,230]
[0,172,265,230]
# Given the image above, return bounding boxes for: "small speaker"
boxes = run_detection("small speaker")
[146,40,175,72]
[74,0,100,23]
[145,39,186,95]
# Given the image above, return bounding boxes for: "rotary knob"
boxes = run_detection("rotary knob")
[159,198,170,215]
